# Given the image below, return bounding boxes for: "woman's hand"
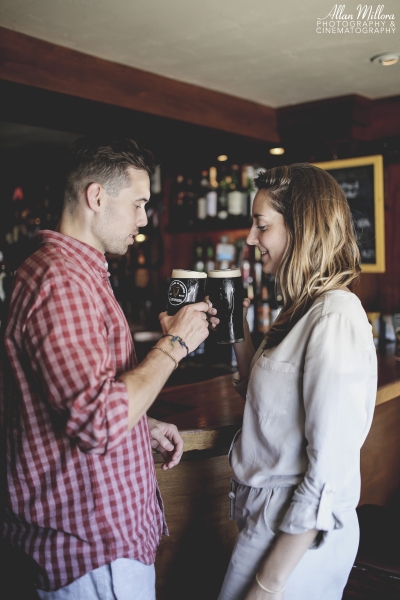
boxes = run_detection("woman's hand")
[204,296,220,330]
[243,297,251,325]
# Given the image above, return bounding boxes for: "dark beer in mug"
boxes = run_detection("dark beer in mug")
[167,269,207,316]
[207,269,244,344]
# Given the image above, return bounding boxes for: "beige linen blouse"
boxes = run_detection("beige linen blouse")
[231,290,377,538]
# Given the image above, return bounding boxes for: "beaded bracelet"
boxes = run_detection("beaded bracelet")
[150,346,179,370]
[161,334,189,355]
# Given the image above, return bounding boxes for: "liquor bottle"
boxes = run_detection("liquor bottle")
[204,241,215,272]
[240,244,251,291]
[196,170,209,221]
[242,165,256,219]
[206,166,218,221]
[257,285,271,334]
[217,166,229,221]
[184,176,197,228]
[227,164,243,221]
[150,165,162,195]
[215,236,236,270]
[239,243,255,332]
[193,242,205,272]
[130,235,152,325]
[170,174,186,227]
[134,242,151,290]
[253,247,263,298]
[246,276,255,333]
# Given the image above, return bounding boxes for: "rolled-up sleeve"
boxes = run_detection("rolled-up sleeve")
[24,276,130,455]
[280,312,375,539]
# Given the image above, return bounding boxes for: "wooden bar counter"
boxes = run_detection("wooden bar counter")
[150,346,400,600]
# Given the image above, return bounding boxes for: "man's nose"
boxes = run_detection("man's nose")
[137,210,148,228]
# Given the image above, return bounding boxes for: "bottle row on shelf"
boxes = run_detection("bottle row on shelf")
[167,163,264,232]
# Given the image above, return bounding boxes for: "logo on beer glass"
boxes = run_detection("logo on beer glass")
[168,280,188,305]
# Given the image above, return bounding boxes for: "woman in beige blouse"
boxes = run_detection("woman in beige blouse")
[219,164,377,600]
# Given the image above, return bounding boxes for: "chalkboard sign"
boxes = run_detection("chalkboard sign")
[313,155,385,273]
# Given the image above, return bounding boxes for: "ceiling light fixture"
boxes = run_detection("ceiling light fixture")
[217,154,228,162]
[269,147,285,155]
[370,52,400,66]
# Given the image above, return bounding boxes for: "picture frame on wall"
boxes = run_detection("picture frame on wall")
[313,155,385,273]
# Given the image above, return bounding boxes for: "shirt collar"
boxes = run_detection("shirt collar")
[35,230,109,274]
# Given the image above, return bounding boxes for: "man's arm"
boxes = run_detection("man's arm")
[24,274,212,454]
[120,301,212,431]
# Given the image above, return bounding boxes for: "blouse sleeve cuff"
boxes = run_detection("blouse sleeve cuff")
[280,483,344,541]
[233,377,249,400]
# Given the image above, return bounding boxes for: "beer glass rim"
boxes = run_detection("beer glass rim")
[171,269,207,278]
[207,268,241,278]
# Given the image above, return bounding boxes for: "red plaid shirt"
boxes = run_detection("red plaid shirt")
[2,230,166,591]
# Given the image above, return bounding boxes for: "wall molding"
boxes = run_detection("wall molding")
[0,26,279,144]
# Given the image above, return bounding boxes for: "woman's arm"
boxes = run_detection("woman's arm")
[233,298,256,380]
[244,311,376,598]
[244,530,318,599]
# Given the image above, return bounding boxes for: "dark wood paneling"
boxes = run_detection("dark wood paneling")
[380,163,400,313]
[359,396,400,506]
[0,27,279,144]
[155,454,238,600]
[277,95,372,146]
[352,162,400,313]
[370,96,400,140]
[278,94,400,147]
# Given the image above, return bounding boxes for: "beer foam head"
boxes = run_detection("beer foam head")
[171,269,207,278]
[208,268,241,278]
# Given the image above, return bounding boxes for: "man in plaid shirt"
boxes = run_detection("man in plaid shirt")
[2,137,217,598]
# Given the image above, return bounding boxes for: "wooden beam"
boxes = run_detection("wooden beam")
[277,94,372,145]
[0,27,279,144]
[370,95,400,139]
[277,93,400,145]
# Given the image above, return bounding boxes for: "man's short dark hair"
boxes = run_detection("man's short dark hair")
[63,136,155,210]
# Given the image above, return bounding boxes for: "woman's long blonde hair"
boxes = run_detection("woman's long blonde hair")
[255,163,361,349]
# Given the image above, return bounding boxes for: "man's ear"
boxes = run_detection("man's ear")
[86,182,104,213]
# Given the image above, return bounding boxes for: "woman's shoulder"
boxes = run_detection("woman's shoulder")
[311,290,372,340]
[319,289,363,318]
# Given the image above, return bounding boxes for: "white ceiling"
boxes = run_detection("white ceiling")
[1,0,399,108]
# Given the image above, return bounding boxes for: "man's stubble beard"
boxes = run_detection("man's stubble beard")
[95,208,128,256]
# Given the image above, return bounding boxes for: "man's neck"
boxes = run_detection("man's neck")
[57,213,105,255]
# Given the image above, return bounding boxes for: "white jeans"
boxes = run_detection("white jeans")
[36,558,156,600]
[219,480,359,600]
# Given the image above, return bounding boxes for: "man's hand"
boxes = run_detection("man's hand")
[147,417,184,470]
[159,301,218,353]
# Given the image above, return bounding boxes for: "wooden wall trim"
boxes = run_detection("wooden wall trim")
[0,26,279,144]
[370,95,400,139]
[277,93,400,144]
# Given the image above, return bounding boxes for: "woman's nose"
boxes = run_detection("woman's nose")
[246,225,258,246]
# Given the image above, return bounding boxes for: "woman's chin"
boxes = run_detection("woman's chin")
[262,263,275,275]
